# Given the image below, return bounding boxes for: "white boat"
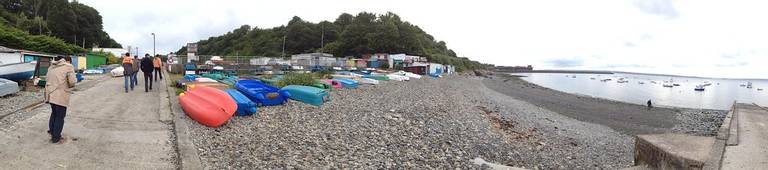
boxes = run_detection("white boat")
[617,78,628,83]
[694,85,705,91]
[702,81,712,86]
[0,62,36,82]
[394,71,422,79]
[359,78,379,85]
[590,77,596,80]
[638,81,645,84]
[600,78,612,82]
[662,83,674,87]
[746,82,753,89]
[0,78,19,97]
[110,67,125,77]
[650,81,657,84]
[386,74,409,81]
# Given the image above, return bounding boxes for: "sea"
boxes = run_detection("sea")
[510,72,768,110]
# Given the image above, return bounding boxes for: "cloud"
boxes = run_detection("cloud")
[600,64,653,69]
[633,0,679,18]
[546,58,584,68]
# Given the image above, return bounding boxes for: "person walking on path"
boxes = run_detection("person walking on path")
[153,55,163,82]
[121,53,135,92]
[131,56,140,87]
[141,54,154,92]
[44,56,77,144]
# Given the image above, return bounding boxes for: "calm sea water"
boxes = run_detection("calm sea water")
[510,73,768,110]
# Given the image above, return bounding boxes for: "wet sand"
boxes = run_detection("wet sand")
[484,74,683,135]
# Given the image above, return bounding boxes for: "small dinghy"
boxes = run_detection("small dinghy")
[0,78,20,97]
[333,78,359,89]
[321,79,343,89]
[235,79,290,106]
[224,89,258,116]
[281,85,330,106]
[359,78,379,85]
[179,86,237,127]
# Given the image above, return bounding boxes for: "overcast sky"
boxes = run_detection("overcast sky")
[79,0,767,79]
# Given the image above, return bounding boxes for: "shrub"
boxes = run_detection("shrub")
[275,73,315,88]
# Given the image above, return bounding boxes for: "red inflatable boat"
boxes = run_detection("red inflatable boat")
[179,86,237,127]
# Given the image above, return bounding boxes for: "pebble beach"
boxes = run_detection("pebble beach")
[180,73,727,169]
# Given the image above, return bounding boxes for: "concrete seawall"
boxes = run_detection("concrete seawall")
[631,102,767,170]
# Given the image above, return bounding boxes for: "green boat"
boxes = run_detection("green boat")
[363,75,389,81]
[311,81,333,91]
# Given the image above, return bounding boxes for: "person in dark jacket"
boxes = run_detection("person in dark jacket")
[121,53,134,93]
[140,54,155,92]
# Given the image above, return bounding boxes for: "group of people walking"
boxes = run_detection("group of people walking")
[121,53,163,93]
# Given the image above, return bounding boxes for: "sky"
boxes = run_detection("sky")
[78,0,767,79]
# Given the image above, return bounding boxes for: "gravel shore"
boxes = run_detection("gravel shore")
[181,75,649,169]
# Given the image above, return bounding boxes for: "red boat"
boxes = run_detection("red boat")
[179,86,237,127]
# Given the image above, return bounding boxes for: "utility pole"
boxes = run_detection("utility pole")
[320,24,324,50]
[282,36,286,58]
[152,33,156,56]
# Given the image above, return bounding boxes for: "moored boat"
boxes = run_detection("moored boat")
[179,86,237,127]
[281,85,330,106]
[694,85,705,91]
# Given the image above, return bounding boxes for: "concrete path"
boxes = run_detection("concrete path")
[0,74,176,169]
[721,104,768,170]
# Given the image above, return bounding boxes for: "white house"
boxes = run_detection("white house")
[91,47,128,57]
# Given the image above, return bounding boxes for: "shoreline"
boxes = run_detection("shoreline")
[485,73,726,135]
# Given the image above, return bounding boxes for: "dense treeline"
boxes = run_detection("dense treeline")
[0,0,121,49]
[177,12,483,71]
[0,23,84,54]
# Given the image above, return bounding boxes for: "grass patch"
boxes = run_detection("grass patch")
[275,72,316,88]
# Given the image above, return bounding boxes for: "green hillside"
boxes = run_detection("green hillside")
[177,12,483,71]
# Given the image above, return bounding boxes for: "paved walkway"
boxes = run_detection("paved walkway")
[721,103,768,170]
[0,74,176,169]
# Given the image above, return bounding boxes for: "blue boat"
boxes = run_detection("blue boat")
[333,78,359,89]
[235,79,290,106]
[281,85,330,106]
[224,89,258,116]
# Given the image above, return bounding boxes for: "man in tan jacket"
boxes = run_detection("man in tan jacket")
[44,56,77,144]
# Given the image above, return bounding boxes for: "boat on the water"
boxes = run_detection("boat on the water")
[333,78,359,89]
[662,83,674,87]
[0,78,19,97]
[673,83,680,86]
[600,78,612,82]
[235,79,290,106]
[179,86,237,127]
[0,62,35,82]
[281,85,330,106]
[694,85,705,91]
[746,82,753,89]
[224,89,258,116]
[638,81,645,84]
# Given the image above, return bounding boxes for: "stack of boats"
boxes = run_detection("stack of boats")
[178,70,424,127]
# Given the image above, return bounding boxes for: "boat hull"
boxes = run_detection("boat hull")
[333,78,359,89]
[235,79,290,106]
[0,62,35,81]
[0,78,20,97]
[179,86,237,127]
[281,85,330,106]
[224,89,258,116]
